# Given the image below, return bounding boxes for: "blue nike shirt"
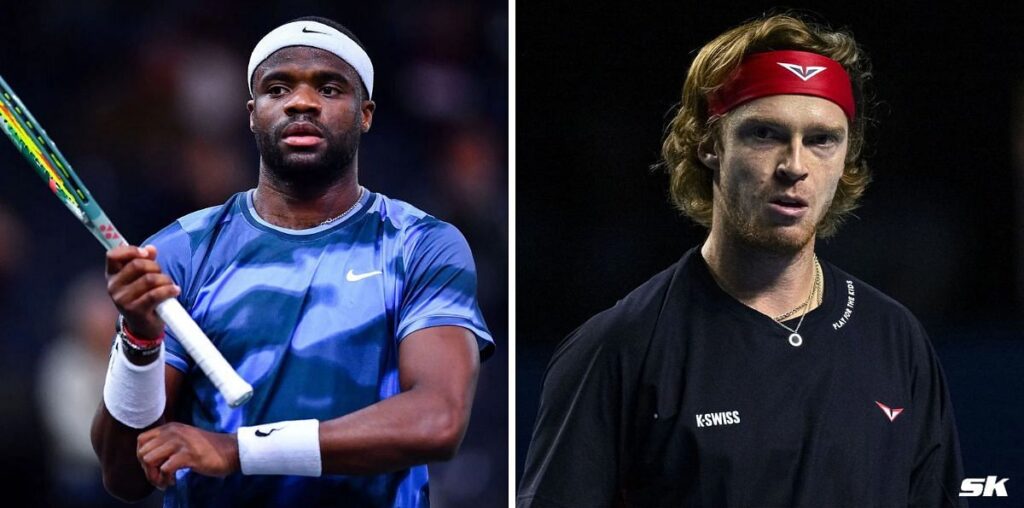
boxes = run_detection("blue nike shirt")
[145,188,493,508]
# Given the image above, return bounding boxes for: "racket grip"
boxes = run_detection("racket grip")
[155,298,254,407]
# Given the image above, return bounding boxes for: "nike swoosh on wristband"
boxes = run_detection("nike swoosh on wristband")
[346,269,383,282]
[255,427,283,437]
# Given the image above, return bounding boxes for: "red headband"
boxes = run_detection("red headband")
[707,50,855,121]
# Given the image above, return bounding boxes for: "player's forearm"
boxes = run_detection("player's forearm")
[91,350,182,501]
[234,329,479,477]
[90,404,161,502]
[317,385,474,474]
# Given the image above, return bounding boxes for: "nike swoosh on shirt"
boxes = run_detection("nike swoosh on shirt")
[346,269,383,282]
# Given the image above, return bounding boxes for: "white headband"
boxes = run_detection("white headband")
[247,20,374,99]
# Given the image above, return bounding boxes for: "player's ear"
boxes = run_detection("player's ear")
[361,100,375,133]
[247,100,255,133]
[698,139,720,170]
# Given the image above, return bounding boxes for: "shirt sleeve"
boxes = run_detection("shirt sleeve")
[142,221,195,374]
[906,317,966,508]
[397,218,493,358]
[517,327,625,508]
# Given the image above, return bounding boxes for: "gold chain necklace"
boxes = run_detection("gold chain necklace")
[772,256,820,347]
[773,259,822,321]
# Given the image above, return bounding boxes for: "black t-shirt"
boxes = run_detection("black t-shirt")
[518,248,965,508]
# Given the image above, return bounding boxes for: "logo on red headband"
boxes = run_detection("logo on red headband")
[777,63,826,81]
[707,50,855,121]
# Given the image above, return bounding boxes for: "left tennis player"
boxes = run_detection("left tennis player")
[91,16,493,507]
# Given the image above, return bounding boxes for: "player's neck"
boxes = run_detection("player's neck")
[254,167,361,230]
[701,229,818,319]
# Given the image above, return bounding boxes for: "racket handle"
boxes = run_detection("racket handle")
[155,298,254,407]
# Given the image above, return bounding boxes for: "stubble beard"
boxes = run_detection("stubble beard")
[718,193,827,255]
[254,114,361,188]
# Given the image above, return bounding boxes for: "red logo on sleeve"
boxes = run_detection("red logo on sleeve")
[874,401,904,422]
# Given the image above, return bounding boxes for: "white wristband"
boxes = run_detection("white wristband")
[238,419,322,476]
[102,341,166,429]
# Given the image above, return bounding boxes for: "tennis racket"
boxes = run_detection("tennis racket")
[0,74,253,408]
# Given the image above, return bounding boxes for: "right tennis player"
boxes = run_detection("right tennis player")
[518,13,965,508]
[91,16,492,507]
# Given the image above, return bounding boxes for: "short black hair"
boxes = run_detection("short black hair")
[285,15,370,100]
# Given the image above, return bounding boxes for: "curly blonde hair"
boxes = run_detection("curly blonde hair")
[662,14,873,238]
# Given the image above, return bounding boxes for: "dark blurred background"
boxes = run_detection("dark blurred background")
[517,2,1024,505]
[0,2,507,507]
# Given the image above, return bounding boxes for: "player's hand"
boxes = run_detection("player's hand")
[136,422,240,489]
[105,244,180,339]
